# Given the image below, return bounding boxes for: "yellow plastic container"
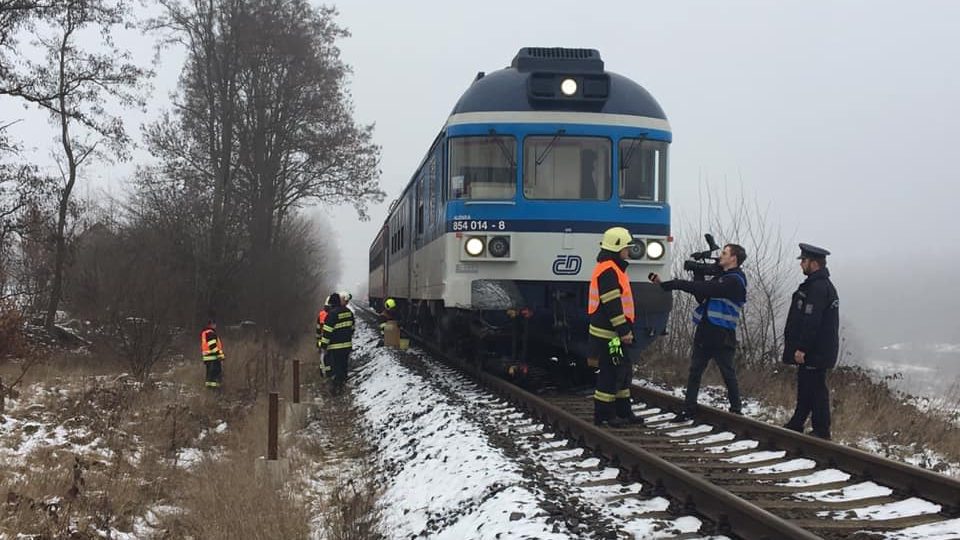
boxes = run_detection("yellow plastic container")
[399,338,410,350]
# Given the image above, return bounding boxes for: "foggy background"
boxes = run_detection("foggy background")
[6,0,960,392]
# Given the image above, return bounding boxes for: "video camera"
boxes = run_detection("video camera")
[683,233,723,279]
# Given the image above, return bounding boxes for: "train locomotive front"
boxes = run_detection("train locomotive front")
[369,47,673,382]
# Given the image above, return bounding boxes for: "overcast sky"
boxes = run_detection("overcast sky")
[325,0,960,350]
[6,1,960,351]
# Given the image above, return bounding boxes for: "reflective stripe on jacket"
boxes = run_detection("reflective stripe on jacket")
[201,327,224,362]
[692,272,747,330]
[319,307,355,351]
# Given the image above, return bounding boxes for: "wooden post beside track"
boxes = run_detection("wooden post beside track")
[267,392,279,460]
[292,360,300,404]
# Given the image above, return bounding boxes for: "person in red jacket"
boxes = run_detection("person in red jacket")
[200,317,225,390]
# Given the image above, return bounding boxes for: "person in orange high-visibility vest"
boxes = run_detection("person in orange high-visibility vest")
[200,317,225,390]
[588,227,643,427]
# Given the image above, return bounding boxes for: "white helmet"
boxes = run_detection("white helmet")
[339,291,352,305]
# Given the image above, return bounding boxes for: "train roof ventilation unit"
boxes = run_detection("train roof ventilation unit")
[511,47,604,73]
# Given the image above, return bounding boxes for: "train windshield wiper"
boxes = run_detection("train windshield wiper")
[535,129,566,166]
[620,133,648,169]
[488,129,516,168]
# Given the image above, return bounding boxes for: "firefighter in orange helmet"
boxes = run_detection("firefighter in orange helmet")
[588,227,644,427]
[200,315,225,390]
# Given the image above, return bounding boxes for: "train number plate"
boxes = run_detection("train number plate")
[450,219,508,232]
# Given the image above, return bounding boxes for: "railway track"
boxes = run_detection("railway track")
[358,308,960,539]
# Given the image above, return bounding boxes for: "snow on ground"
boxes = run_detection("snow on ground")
[878,518,960,540]
[748,458,817,475]
[722,450,785,464]
[704,439,758,453]
[777,468,851,486]
[817,498,942,521]
[635,375,960,479]
[856,437,960,478]
[795,481,893,502]
[348,320,721,539]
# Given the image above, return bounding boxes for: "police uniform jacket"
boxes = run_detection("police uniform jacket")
[782,267,839,369]
[660,268,747,350]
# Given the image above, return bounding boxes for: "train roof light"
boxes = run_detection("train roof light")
[560,78,578,96]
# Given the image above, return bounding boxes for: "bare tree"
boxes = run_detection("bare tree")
[145,0,381,331]
[652,181,795,367]
[15,0,149,328]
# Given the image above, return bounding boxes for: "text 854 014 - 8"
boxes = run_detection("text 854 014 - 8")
[450,220,507,232]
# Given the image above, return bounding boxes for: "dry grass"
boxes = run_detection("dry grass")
[2,332,386,538]
[637,351,960,472]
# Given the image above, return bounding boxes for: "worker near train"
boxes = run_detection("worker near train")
[200,315,225,390]
[316,294,338,379]
[650,243,748,421]
[782,243,839,440]
[588,227,644,427]
[319,292,355,394]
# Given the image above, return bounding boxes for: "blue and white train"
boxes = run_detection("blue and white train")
[369,47,673,376]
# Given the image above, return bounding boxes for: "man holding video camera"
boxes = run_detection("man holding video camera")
[650,241,748,421]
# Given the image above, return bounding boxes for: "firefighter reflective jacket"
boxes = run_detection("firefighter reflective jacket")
[201,326,224,362]
[587,252,635,341]
[319,306,355,351]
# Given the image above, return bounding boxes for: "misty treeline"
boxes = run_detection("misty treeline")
[0,0,382,377]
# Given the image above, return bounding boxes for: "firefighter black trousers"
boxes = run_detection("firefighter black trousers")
[204,359,223,389]
[594,350,632,422]
[327,349,350,390]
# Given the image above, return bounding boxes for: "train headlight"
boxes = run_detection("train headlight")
[560,78,578,96]
[628,240,646,260]
[646,240,665,260]
[488,236,510,258]
[465,236,485,257]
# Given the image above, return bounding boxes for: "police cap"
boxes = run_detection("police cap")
[797,243,830,260]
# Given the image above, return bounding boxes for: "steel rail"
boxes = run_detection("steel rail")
[472,369,823,540]
[371,311,825,540]
[629,385,960,516]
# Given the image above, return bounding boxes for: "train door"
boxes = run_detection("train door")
[412,175,425,298]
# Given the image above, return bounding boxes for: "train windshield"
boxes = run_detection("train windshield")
[619,138,668,202]
[523,136,611,200]
[448,136,517,200]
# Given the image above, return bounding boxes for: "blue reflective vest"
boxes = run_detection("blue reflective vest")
[691,272,747,330]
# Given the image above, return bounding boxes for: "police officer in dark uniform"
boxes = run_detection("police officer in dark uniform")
[650,243,748,420]
[783,243,839,440]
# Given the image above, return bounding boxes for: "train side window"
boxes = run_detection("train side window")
[448,136,516,200]
[620,139,668,202]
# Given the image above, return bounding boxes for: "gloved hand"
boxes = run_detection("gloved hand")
[609,337,624,365]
